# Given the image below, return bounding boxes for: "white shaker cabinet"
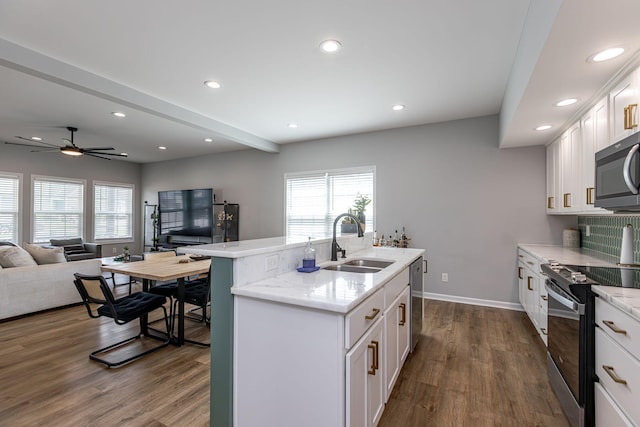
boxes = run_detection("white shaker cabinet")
[609,69,640,144]
[581,97,609,213]
[384,285,410,401]
[517,247,547,346]
[546,137,561,213]
[560,121,582,213]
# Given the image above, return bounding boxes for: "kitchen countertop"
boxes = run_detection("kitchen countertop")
[231,247,424,313]
[519,243,640,321]
[178,236,317,258]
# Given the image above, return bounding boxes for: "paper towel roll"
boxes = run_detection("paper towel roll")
[620,224,634,265]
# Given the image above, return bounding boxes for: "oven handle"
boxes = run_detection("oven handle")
[623,143,640,195]
[545,280,585,315]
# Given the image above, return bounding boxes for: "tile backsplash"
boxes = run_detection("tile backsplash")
[578,215,640,262]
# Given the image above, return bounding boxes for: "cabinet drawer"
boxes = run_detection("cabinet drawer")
[595,328,640,426]
[517,249,540,274]
[596,297,640,357]
[346,288,384,349]
[384,268,409,309]
[595,382,634,427]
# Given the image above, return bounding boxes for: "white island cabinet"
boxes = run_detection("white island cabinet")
[232,248,421,427]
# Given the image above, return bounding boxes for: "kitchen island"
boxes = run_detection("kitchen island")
[179,236,423,427]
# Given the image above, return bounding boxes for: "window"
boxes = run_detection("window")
[32,176,84,243]
[285,167,375,239]
[94,182,134,241]
[0,173,21,243]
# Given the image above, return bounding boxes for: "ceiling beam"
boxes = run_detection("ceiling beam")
[0,37,280,153]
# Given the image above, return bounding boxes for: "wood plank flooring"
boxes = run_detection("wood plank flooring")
[1,286,569,426]
[379,300,570,427]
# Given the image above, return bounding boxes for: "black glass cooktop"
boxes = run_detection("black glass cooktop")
[562,264,640,289]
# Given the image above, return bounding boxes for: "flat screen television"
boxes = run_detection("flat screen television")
[158,188,213,237]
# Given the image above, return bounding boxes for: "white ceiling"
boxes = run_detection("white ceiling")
[0,0,639,163]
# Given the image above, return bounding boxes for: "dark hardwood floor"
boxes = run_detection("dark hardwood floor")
[1,282,568,426]
[379,300,570,427]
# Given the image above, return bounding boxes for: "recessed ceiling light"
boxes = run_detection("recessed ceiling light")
[320,40,342,53]
[590,47,625,63]
[204,80,221,89]
[392,104,405,111]
[204,138,213,142]
[111,111,126,118]
[535,125,552,131]
[31,136,42,141]
[555,98,578,107]
[288,123,298,129]
[158,146,167,150]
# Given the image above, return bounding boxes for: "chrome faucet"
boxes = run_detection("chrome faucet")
[331,213,364,261]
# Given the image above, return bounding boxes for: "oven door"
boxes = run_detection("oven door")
[546,280,584,403]
[595,133,640,210]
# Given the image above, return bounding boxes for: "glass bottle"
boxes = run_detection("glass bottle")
[303,237,316,269]
[372,230,379,247]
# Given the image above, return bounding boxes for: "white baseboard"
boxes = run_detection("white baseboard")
[423,292,524,312]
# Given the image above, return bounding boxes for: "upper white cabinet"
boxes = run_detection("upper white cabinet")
[546,138,561,213]
[580,97,609,213]
[610,69,640,144]
[559,121,582,213]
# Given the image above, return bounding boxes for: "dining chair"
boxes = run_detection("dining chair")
[146,250,180,331]
[73,273,170,368]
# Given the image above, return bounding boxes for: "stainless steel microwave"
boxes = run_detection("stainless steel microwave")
[595,132,640,211]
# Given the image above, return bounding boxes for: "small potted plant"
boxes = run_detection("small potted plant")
[123,245,130,262]
[353,193,371,233]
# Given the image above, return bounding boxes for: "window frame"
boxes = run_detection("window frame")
[0,171,23,244]
[31,175,86,244]
[284,166,376,239]
[93,181,135,243]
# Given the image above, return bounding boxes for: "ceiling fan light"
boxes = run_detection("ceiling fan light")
[61,147,83,156]
[31,136,42,141]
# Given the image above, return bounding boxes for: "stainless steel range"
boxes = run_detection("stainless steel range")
[541,262,640,427]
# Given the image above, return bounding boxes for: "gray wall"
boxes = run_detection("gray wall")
[142,115,576,304]
[0,145,142,255]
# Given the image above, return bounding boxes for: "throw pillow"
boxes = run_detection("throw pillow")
[22,242,67,265]
[0,246,38,268]
[63,244,85,254]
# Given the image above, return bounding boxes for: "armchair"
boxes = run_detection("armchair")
[50,238,102,261]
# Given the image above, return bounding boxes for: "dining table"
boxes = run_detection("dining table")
[101,254,211,346]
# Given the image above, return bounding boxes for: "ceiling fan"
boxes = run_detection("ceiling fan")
[4,126,128,160]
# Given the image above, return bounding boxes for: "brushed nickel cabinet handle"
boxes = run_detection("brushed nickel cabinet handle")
[603,365,627,385]
[399,303,406,326]
[367,343,376,375]
[365,308,380,321]
[603,320,627,335]
[527,277,533,291]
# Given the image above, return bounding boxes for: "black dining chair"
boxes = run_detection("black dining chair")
[73,273,171,368]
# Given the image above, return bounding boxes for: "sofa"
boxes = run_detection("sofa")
[0,244,102,320]
[49,238,102,261]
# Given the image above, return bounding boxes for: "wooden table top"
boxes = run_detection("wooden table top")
[100,255,210,281]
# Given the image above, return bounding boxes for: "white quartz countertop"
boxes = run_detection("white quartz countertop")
[518,244,619,267]
[178,236,314,258]
[231,247,425,313]
[591,286,640,322]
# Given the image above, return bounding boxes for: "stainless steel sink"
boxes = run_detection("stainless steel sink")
[322,264,383,274]
[343,259,394,269]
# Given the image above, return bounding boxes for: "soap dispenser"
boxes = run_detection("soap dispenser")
[303,237,316,269]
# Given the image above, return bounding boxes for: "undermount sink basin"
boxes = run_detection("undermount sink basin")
[322,264,383,274]
[343,259,394,269]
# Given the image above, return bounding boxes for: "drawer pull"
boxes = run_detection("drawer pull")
[365,308,380,321]
[602,365,628,385]
[399,303,406,326]
[603,320,627,335]
[563,193,571,208]
[541,295,548,301]
[547,196,554,209]
[518,266,523,280]
[527,261,534,266]
[367,340,379,375]
[527,277,533,291]
[540,328,547,335]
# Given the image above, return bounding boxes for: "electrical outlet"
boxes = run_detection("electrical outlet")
[265,254,278,271]
[112,247,117,254]
[585,225,591,237]
[442,273,449,282]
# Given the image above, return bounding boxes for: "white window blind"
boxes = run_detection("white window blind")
[94,183,133,240]
[0,173,20,243]
[32,177,84,243]
[285,167,375,239]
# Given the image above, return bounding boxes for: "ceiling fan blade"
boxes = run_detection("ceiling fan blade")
[83,147,115,151]
[5,141,48,148]
[13,137,60,148]
[30,149,59,153]
[84,153,112,160]
[84,151,128,157]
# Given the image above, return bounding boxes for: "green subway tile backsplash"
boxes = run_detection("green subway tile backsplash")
[578,215,640,262]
